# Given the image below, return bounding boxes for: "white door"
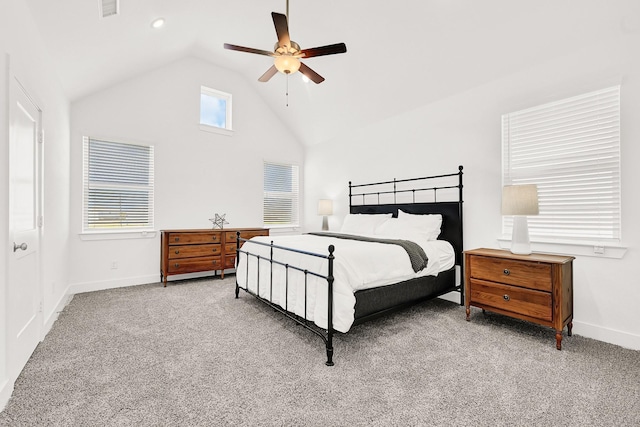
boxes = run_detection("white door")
[7,75,42,380]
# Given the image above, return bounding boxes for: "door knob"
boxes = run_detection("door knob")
[13,242,28,252]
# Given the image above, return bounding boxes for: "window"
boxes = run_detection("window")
[502,86,621,243]
[200,86,232,134]
[82,137,154,232]
[263,162,299,227]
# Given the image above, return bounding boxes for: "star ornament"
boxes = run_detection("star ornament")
[209,213,229,229]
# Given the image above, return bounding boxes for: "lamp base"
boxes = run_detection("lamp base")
[322,216,329,231]
[510,216,532,255]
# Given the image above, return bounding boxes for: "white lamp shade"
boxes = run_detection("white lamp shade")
[502,185,539,216]
[502,184,539,255]
[318,199,333,216]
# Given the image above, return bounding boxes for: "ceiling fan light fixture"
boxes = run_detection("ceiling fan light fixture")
[274,55,301,74]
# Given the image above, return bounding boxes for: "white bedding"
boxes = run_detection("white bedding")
[235,233,455,333]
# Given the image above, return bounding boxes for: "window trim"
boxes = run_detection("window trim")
[199,85,233,136]
[82,136,155,235]
[501,85,622,248]
[263,161,300,228]
[497,238,627,259]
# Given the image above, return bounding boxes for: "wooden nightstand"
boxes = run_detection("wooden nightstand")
[464,248,574,350]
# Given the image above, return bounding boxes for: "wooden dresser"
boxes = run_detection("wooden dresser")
[160,228,269,286]
[464,248,574,350]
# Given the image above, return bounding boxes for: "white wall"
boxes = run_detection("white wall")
[1,0,71,409]
[304,32,640,350]
[69,56,304,291]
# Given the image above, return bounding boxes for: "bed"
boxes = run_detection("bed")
[235,166,464,365]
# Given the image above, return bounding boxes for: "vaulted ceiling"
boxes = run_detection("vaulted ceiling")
[24,0,636,146]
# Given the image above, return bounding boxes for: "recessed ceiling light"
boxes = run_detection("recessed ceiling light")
[151,18,165,29]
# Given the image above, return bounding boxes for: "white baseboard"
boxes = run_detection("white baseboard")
[0,378,12,413]
[68,274,160,295]
[572,320,640,351]
[42,291,74,339]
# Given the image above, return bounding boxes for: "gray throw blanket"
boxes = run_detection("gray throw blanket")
[308,232,429,273]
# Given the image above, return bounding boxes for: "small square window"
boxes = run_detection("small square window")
[200,86,232,135]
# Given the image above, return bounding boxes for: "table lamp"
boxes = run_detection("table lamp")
[502,184,539,255]
[318,199,333,231]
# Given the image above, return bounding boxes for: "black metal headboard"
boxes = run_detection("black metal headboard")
[348,166,464,266]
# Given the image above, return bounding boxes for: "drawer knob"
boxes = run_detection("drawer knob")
[175,250,179,254]
[503,269,510,276]
[174,263,179,268]
[174,237,180,242]
[503,294,510,301]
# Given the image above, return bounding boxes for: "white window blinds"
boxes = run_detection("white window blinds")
[502,85,621,242]
[263,162,299,227]
[83,137,155,231]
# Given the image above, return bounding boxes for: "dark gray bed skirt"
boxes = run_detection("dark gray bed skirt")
[352,267,457,324]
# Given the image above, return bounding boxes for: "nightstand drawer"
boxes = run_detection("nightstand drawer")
[168,244,221,259]
[469,256,552,292]
[470,279,552,322]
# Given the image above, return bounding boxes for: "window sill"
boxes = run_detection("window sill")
[80,230,157,241]
[265,226,301,235]
[199,124,233,136]
[497,238,627,259]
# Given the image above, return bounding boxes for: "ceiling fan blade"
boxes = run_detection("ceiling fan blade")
[272,12,291,48]
[224,43,274,57]
[299,43,347,58]
[258,65,278,82]
[299,62,325,84]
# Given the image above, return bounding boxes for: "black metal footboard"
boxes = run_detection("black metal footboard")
[235,233,337,366]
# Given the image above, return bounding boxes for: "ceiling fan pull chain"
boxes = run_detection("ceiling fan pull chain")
[286,73,289,107]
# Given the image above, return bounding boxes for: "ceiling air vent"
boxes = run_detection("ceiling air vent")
[99,0,119,18]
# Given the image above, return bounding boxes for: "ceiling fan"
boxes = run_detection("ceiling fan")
[223,2,347,84]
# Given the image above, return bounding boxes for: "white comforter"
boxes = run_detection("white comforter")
[235,233,454,333]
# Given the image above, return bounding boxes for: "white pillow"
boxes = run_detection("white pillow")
[340,213,392,235]
[374,218,419,240]
[396,211,443,240]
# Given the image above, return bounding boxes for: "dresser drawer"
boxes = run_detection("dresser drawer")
[168,232,220,245]
[167,257,222,274]
[224,255,236,269]
[168,244,221,259]
[225,230,268,243]
[470,279,552,322]
[225,231,239,243]
[225,243,238,254]
[469,256,552,292]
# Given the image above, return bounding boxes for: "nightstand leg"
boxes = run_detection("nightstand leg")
[567,321,573,336]
[465,306,470,321]
[556,331,563,350]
